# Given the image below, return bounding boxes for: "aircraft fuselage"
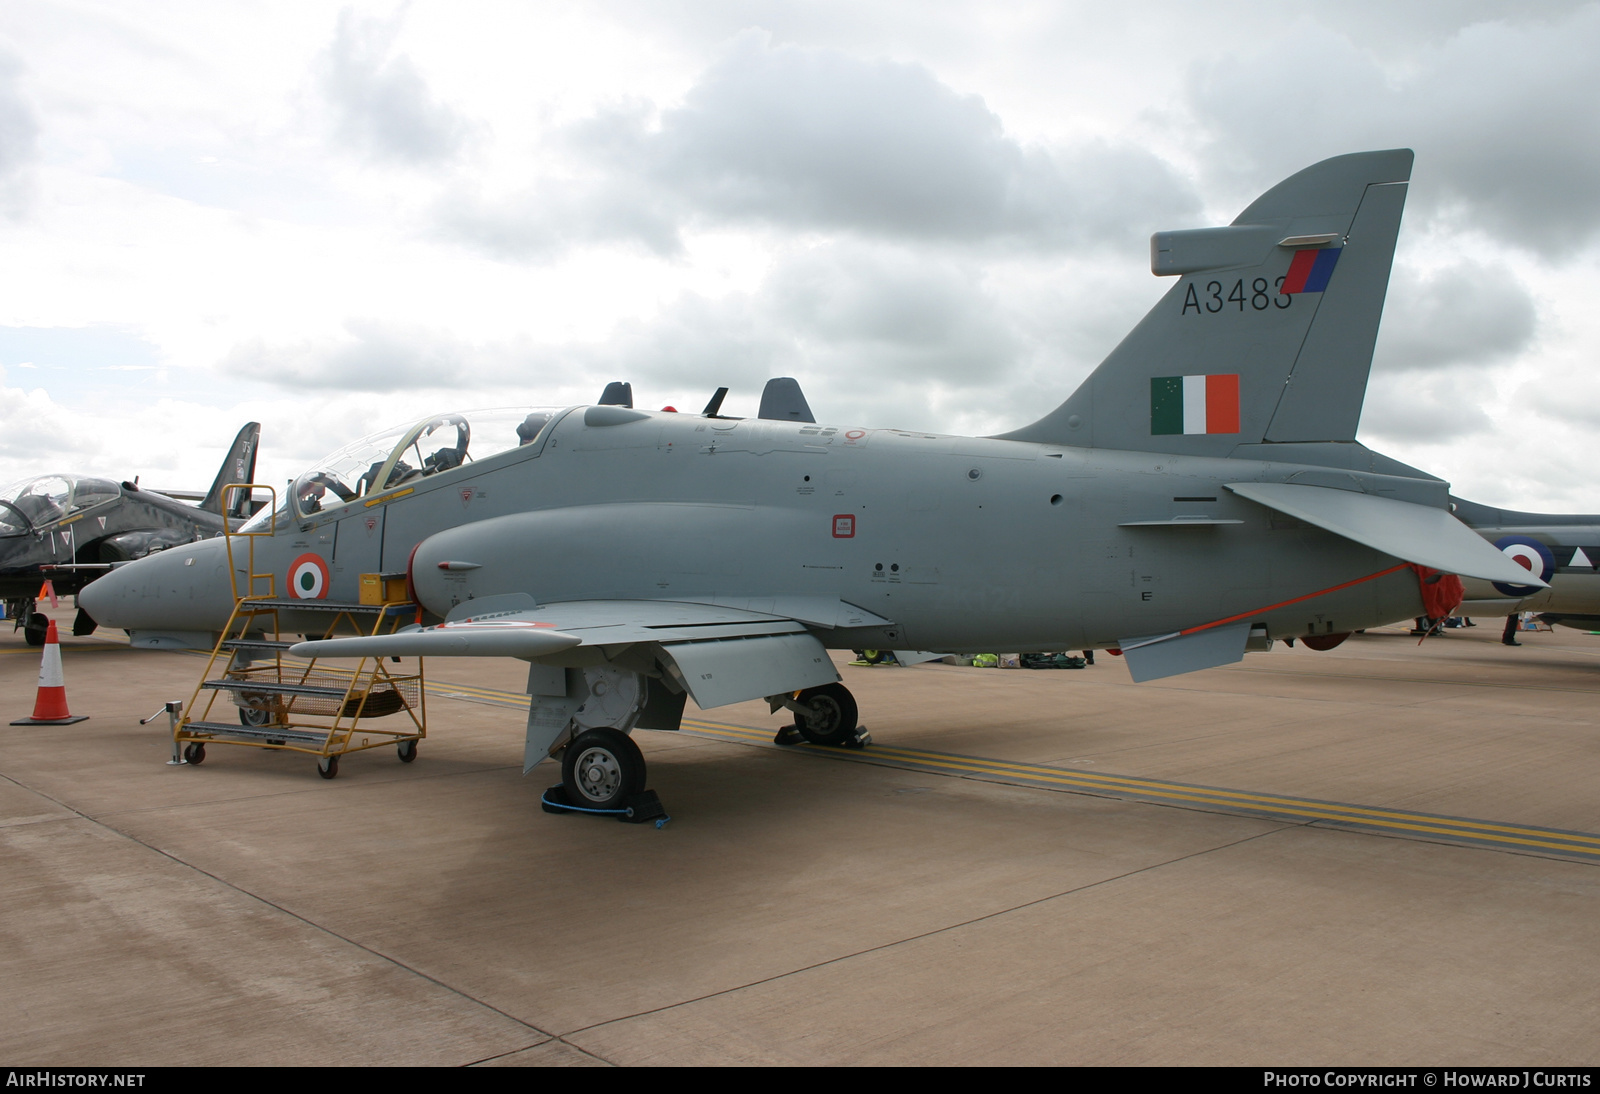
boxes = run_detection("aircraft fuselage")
[83,407,1428,651]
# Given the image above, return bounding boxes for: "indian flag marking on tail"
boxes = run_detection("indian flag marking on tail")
[1281,247,1341,294]
[1150,374,1240,435]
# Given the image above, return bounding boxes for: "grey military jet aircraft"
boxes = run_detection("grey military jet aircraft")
[3,423,259,644]
[1448,496,1600,632]
[81,150,1540,813]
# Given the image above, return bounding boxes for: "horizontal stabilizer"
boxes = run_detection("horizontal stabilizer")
[1226,483,1546,586]
[1119,623,1250,683]
[291,624,581,661]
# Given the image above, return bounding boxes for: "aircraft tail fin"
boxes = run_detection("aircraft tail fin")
[200,422,260,520]
[998,149,1413,455]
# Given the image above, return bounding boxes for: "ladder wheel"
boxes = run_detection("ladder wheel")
[317,755,339,779]
[183,743,206,765]
[397,739,418,763]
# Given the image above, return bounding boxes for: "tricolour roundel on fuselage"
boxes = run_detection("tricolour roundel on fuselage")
[288,553,331,600]
[1491,536,1555,597]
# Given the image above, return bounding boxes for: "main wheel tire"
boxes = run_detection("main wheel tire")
[561,727,645,810]
[24,613,48,647]
[861,649,888,665]
[792,683,859,747]
[183,742,206,765]
[317,755,339,779]
[397,739,418,763]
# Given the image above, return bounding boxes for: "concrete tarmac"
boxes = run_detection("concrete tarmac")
[3,608,1599,1065]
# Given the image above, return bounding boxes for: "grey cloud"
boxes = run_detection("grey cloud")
[318,8,469,167]
[1358,372,1494,444]
[633,34,1199,245]
[1373,261,1536,373]
[220,242,1033,428]
[445,33,1199,259]
[593,243,1021,395]
[1185,8,1600,257]
[222,320,476,391]
[437,175,684,260]
[765,246,1018,379]
[1513,371,1600,433]
[0,51,39,215]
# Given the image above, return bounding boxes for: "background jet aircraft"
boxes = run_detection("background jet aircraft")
[82,151,1540,814]
[2,422,260,644]
[1448,496,1600,633]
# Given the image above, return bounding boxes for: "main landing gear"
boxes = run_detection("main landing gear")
[532,665,670,825]
[542,728,667,825]
[769,683,871,749]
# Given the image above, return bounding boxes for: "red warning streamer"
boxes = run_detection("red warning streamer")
[1177,563,1413,637]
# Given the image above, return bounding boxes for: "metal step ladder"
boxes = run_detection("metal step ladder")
[169,484,428,779]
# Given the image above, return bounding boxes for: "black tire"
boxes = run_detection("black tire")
[861,650,888,665]
[24,613,48,647]
[183,742,206,765]
[561,727,645,810]
[317,755,339,779]
[239,705,273,727]
[792,683,859,747]
[397,738,418,763]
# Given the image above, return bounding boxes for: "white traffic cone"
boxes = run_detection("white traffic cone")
[11,619,89,726]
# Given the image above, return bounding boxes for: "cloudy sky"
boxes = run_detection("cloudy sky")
[2,1,1599,509]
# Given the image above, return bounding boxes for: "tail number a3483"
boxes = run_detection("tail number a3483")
[1182,278,1291,315]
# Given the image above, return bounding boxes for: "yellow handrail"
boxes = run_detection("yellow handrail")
[220,483,276,602]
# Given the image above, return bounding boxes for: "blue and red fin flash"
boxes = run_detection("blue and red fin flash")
[1281,247,1341,294]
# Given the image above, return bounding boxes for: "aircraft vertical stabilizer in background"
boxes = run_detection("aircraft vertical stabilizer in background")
[81,152,1542,809]
[198,422,262,520]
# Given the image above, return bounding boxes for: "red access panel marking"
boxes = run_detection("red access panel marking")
[833,514,855,538]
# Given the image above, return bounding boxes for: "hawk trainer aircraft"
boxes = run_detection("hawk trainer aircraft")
[80,151,1539,812]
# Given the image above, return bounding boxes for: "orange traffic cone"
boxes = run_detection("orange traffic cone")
[11,619,88,726]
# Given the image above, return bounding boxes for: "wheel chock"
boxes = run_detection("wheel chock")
[541,784,672,828]
[842,725,872,750]
[773,725,805,746]
[621,790,668,825]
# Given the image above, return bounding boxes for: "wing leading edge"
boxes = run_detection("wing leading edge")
[288,596,848,711]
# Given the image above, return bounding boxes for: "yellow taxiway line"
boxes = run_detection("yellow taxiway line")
[421,678,1600,863]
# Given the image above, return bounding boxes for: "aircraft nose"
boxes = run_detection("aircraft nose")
[79,537,239,632]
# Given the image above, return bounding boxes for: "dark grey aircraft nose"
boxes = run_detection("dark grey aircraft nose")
[79,536,239,633]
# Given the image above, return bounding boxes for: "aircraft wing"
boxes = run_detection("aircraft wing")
[289,596,846,709]
[1226,483,1549,587]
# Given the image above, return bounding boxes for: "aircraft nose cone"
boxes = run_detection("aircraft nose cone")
[79,537,238,632]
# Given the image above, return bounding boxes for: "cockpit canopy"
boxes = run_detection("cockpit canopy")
[242,407,566,531]
[0,474,122,536]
